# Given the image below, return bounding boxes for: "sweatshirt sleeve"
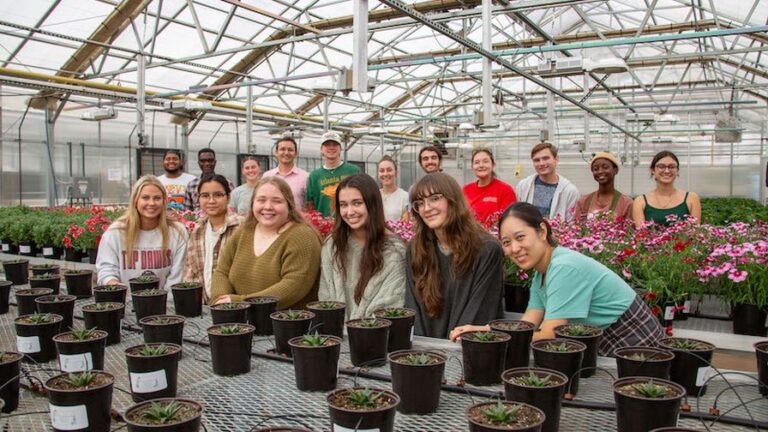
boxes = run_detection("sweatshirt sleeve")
[210,227,241,304]
[165,224,188,288]
[359,239,407,317]
[317,239,338,302]
[455,238,504,326]
[96,226,123,285]
[562,183,581,221]
[404,245,426,336]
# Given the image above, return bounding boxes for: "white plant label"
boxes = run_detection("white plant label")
[43,247,54,256]
[17,336,40,353]
[1,244,9,251]
[696,366,715,387]
[410,325,415,342]
[130,370,168,393]
[333,425,379,432]
[59,353,93,373]
[49,404,88,430]
[682,300,691,314]
[664,306,675,321]
[19,245,31,253]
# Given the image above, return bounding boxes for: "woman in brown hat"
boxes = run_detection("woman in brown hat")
[574,152,633,223]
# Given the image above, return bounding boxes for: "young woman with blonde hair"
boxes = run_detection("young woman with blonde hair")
[96,175,188,287]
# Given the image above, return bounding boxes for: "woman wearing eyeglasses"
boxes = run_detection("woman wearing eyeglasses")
[632,150,701,228]
[182,174,241,303]
[406,172,504,339]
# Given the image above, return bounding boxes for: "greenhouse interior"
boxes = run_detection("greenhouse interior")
[0,0,767,430]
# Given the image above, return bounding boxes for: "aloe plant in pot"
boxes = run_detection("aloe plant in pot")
[271,310,315,357]
[288,333,342,391]
[53,328,108,372]
[388,350,446,414]
[207,323,255,376]
[531,339,586,396]
[210,301,250,324]
[132,289,169,320]
[346,317,392,367]
[15,287,54,316]
[29,273,62,294]
[659,337,716,396]
[45,371,114,432]
[461,330,511,386]
[82,302,124,345]
[170,281,203,318]
[129,273,161,292]
[30,263,60,276]
[123,397,203,432]
[35,294,76,331]
[246,296,279,335]
[373,307,417,352]
[62,269,93,298]
[613,377,686,432]
[93,284,128,305]
[306,301,346,339]
[0,351,23,412]
[614,346,675,380]
[140,315,186,348]
[466,400,545,432]
[125,343,182,403]
[326,387,400,432]
[2,259,29,285]
[502,367,567,432]
[553,323,603,378]
[14,312,63,362]
[490,319,535,370]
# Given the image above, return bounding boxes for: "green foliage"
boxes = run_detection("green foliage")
[401,353,433,365]
[482,401,520,425]
[141,401,183,424]
[358,318,381,328]
[278,309,304,320]
[219,325,243,335]
[26,313,53,324]
[559,324,596,337]
[515,372,553,387]
[132,275,159,283]
[139,344,169,356]
[69,327,99,341]
[633,381,669,398]
[301,332,329,347]
[665,338,703,351]
[378,308,406,318]
[65,372,95,388]
[626,352,647,361]
[701,198,768,225]
[314,302,341,310]
[468,332,498,342]
[346,388,382,408]
[542,342,571,352]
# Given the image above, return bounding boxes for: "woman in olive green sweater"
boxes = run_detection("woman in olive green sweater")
[211,176,321,309]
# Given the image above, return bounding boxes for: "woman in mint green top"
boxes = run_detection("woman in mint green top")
[633,150,701,228]
[450,202,662,355]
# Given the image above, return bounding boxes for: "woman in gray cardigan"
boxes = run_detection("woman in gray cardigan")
[318,174,407,320]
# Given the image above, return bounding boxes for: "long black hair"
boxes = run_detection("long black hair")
[498,202,558,247]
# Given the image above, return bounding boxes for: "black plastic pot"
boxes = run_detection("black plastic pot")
[554,324,603,378]
[86,248,98,265]
[306,301,346,338]
[171,282,203,318]
[82,302,125,346]
[732,303,767,336]
[288,334,342,391]
[207,323,255,376]
[614,346,674,380]
[0,351,22,413]
[467,401,545,432]
[347,318,392,367]
[35,295,76,331]
[17,242,36,257]
[53,330,108,372]
[247,296,279,335]
[30,264,61,276]
[128,276,160,293]
[504,282,530,313]
[41,246,63,260]
[140,315,186,348]
[271,310,315,357]
[14,313,63,363]
[132,289,168,321]
[0,280,11,314]
[614,377,686,432]
[125,343,182,402]
[461,331,511,386]
[2,259,29,285]
[29,274,62,294]
[531,338,586,396]
[63,248,84,262]
[124,397,203,432]
[755,341,768,396]
[389,350,446,414]
[327,387,400,432]
[0,242,16,254]
[659,337,716,396]
[93,284,127,318]
[503,367,568,432]
[45,371,114,432]
[373,308,417,352]
[490,319,535,370]
[15,288,54,316]
[210,302,250,324]
[660,301,677,327]
[63,270,93,298]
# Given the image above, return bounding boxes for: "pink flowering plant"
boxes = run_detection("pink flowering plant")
[169,209,199,233]
[62,208,114,250]
[303,210,335,240]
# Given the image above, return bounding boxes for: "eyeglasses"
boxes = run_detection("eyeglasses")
[412,193,445,213]
[199,192,227,200]
[655,164,678,171]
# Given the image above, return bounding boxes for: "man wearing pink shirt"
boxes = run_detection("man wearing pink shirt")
[262,137,309,210]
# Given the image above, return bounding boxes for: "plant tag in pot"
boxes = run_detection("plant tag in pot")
[130,370,168,393]
[59,353,93,373]
[1,244,9,252]
[664,306,675,320]
[333,425,379,432]
[49,404,88,430]
[696,366,715,387]
[17,336,40,353]
[19,245,31,253]
[43,247,54,256]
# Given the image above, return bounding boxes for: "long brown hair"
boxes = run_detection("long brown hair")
[331,174,389,304]
[244,176,311,231]
[409,173,488,318]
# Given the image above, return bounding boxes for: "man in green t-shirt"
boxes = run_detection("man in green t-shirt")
[305,131,360,217]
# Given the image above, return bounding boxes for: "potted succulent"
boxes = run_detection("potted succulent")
[170,282,203,318]
[207,323,255,376]
[271,310,315,357]
[346,317,392,367]
[123,398,203,432]
[327,387,400,432]
[614,377,686,432]
[45,371,114,432]
[53,328,108,372]
[93,284,128,318]
[132,289,169,320]
[30,263,61,276]
[461,330,511,386]
[531,339,586,396]
[755,341,768,396]
[246,296,279,335]
[0,280,12,314]
[373,307,417,352]
[553,323,603,378]
[141,315,185,348]
[125,343,182,402]
[614,346,675,380]
[82,302,124,346]
[14,312,62,362]
[659,337,716,396]
[2,259,29,285]
[29,272,62,294]
[288,333,342,391]
[490,319,535,370]
[388,350,446,414]
[502,367,568,432]
[210,301,250,325]
[129,273,161,293]
[15,288,54,316]
[466,400,545,432]
[35,294,76,331]
[0,351,23,413]
[306,301,346,338]
[63,268,94,298]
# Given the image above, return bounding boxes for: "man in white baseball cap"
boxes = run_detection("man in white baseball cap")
[305,131,360,217]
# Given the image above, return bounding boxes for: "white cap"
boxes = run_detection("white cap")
[321,131,343,145]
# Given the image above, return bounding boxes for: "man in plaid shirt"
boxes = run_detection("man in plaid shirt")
[184,148,235,212]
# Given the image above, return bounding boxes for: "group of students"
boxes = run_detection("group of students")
[95,139,698,353]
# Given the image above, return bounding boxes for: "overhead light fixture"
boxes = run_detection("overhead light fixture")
[584,57,628,74]
[80,107,117,121]
[163,100,212,112]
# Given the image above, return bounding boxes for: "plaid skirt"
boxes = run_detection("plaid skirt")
[599,295,664,357]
